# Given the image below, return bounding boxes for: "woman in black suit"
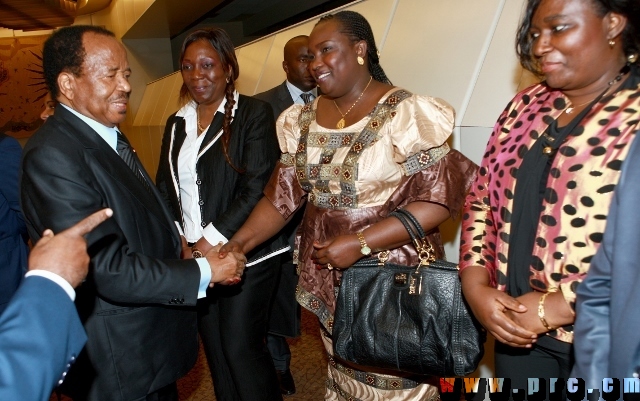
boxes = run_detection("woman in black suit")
[156,28,288,401]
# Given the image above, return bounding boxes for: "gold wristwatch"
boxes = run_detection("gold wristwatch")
[191,245,204,259]
[356,232,371,256]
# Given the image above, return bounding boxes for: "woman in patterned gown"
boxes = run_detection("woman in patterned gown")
[220,11,477,400]
[459,0,640,393]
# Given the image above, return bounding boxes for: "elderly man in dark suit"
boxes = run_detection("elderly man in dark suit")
[0,208,111,401]
[20,25,245,401]
[254,35,316,396]
[0,132,29,315]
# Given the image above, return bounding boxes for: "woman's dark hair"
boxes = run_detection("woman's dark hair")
[43,25,115,99]
[179,28,242,172]
[318,11,392,85]
[516,0,640,75]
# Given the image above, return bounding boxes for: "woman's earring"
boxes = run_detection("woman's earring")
[628,53,638,64]
[609,39,616,48]
[226,76,230,83]
[357,56,364,66]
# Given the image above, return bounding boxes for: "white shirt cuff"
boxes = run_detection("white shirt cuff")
[202,223,228,246]
[25,270,76,301]
[175,221,185,237]
[195,258,211,298]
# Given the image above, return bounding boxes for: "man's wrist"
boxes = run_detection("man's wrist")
[191,245,204,258]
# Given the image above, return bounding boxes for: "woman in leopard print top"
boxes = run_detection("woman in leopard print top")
[459,0,640,391]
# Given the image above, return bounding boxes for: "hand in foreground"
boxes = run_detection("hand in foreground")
[311,234,362,269]
[206,250,246,286]
[29,208,114,288]
[464,283,537,348]
[217,239,244,258]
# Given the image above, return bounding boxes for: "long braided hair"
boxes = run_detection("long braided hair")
[318,11,392,85]
[179,28,243,172]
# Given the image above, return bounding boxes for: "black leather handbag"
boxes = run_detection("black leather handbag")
[333,209,485,377]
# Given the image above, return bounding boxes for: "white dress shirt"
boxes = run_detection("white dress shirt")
[286,80,317,105]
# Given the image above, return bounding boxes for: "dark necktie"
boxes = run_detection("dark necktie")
[116,131,151,193]
[300,92,314,104]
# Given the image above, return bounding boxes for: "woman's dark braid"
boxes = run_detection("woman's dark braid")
[320,11,392,84]
[221,79,243,173]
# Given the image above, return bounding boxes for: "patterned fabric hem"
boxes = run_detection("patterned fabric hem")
[280,152,295,166]
[326,378,364,401]
[296,284,334,333]
[400,143,451,176]
[327,355,419,390]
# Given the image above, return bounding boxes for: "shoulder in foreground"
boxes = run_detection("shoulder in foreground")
[0,132,21,150]
[239,94,271,111]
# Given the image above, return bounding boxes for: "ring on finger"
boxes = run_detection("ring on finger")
[327,263,333,270]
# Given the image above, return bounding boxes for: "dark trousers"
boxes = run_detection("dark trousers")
[198,255,283,401]
[266,334,291,371]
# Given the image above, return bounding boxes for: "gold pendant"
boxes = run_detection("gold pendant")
[543,146,553,155]
[336,118,345,129]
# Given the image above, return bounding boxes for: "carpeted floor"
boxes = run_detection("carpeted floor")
[50,308,328,401]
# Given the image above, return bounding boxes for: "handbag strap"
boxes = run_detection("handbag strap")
[388,210,437,266]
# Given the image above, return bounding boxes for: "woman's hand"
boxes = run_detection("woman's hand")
[464,283,537,347]
[311,234,362,269]
[218,239,244,259]
[504,292,549,334]
[461,266,537,347]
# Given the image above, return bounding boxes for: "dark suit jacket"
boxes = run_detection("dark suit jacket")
[0,133,29,315]
[254,81,294,122]
[0,276,86,401]
[156,95,287,262]
[572,133,640,389]
[20,104,201,401]
[254,83,304,337]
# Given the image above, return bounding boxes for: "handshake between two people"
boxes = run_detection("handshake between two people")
[180,237,247,287]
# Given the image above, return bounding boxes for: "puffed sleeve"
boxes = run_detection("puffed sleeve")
[263,104,307,220]
[458,100,515,281]
[387,95,454,158]
[383,95,477,219]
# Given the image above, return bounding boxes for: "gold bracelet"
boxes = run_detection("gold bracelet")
[537,292,556,331]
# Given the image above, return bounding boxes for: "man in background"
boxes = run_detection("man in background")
[0,132,29,316]
[21,25,244,401]
[0,208,112,401]
[254,35,317,396]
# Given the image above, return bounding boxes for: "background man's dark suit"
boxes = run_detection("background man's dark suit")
[255,82,301,342]
[0,133,29,315]
[21,104,201,400]
[255,82,296,121]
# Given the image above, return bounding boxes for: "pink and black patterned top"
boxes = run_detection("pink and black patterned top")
[459,78,640,343]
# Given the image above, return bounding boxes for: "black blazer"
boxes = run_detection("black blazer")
[156,94,288,262]
[254,81,295,121]
[20,104,201,401]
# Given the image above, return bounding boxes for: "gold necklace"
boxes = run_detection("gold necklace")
[565,68,628,114]
[333,76,373,129]
[196,104,206,133]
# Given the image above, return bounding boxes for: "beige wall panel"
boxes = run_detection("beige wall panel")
[235,36,276,96]
[462,0,527,127]
[123,0,135,33]
[161,72,183,121]
[383,0,503,116]
[250,22,316,95]
[342,0,395,49]
[139,81,162,126]
[149,77,174,125]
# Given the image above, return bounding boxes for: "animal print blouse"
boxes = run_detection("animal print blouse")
[459,78,640,342]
